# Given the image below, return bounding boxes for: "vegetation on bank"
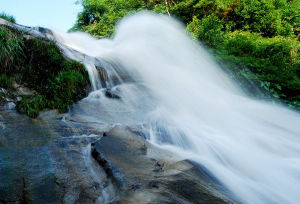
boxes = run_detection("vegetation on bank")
[73,0,300,109]
[0,24,89,117]
[0,12,16,23]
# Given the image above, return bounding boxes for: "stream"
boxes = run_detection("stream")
[1,12,300,204]
[54,12,300,204]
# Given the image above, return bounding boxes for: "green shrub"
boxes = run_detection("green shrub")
[71,0,145,37]
[224,31,299,64]
[17,94,46,118]
[0,12,16,23]
[52,69,87,111]
[0,74,13,90]
[43,61,89,112]
[20,38,66,90]
[18,38,89,116]
[17,61,89,117]
[0,26,24,73]
[0,25,90,117]
[218,31,300,106]
[187,14,226,47]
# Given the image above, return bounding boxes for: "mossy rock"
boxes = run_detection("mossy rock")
[0,25,90,117]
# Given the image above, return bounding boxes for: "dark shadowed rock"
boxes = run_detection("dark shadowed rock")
[96,66,109,88]
[105,89,121,99]
[0,110,116,204]
[92,125,237,204]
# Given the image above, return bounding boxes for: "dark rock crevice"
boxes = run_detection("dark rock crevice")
[91,144,124,190]
[91,125,237,204]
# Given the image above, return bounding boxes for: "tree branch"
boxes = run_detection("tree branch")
[165,0,171,16]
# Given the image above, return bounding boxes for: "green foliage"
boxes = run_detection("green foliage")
[222,0,288,37]
[18,38,90,116]
[0,74,13,90]
[282,0,300,38]
[0,25,90,117]
[42,61,89,112]
[221,31,299,103]
[0,12,16,23]
[73,0,300,108]
[0,26,24,72]
[50,69,87,111]
[20,39,65,89]
[17,94,46,118]
[192,0,298,38]
[72,0,300,108]
[224,31,299,66]
[73,0,299,38]
[71,0,148,37]
[17,63,88,117]
[74,0,300,38]
[187,14,226,47]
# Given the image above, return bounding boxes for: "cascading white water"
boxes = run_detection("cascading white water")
[54,12,300,204]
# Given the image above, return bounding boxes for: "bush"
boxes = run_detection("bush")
[19,38,90,116]
[0,25,90,117]
[71,0,145,37]
[0,12,16,23]
[224,31,299,64]
[51,69,87,111]
[17,94,46,118]
[219,31,300,106]
[0,26,24,73]
[0,74,13,90]
[187,14,226,48]
[20,38,66,89]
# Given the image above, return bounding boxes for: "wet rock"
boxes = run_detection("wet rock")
[0,83,35,111]
[96,66,108,88]
[147,180,160,189]
[37,110,59,120]
[3,102,16,110]
[0,111,116,204]
[139,143,147,155]
[24,34,35,40]
[36,27,53,36]
[105,89,121,99]
[92,125,235,204]
[12,82,35,96]
[91,146,124,189]
[0,89,15,110]
[0,18,54,40]
[153,160,164,173]
[0,88,8,95]
[130,184,141,191]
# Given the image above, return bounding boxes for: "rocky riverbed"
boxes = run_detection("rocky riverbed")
[0,17,238,204]
[0,109,236,204]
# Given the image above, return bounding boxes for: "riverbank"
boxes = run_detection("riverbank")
[0,18,90,118]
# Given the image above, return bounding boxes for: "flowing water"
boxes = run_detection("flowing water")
[53,12,300,204]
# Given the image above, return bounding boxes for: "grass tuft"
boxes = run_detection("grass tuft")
[0,12,16,23]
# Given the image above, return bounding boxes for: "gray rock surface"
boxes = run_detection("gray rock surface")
[92,125,236,204]
[0,110,114,204]
[0,110,237,204]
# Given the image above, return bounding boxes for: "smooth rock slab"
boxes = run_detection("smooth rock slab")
[93,125,236,204]
[0,110,114,204]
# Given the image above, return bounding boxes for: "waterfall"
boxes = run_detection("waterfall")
[53,12,300,204]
